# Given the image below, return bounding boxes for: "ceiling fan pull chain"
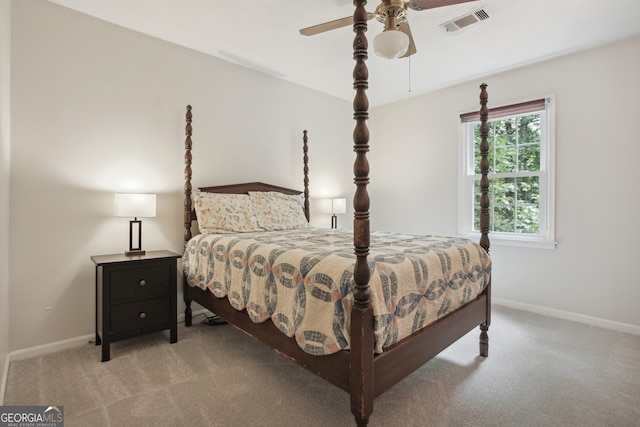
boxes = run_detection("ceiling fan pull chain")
[408,55,412,93]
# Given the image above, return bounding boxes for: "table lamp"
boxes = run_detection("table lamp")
[323,198,346,229]
[114,193,156,256]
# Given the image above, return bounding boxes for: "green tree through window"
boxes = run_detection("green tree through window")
[460,97,555,248]
[473,114,541,234]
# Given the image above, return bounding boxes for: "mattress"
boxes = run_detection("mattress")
[183,228,491,355]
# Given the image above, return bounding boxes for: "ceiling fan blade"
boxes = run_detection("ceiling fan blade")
[398,21,417,58]
[300,13,374,36]
[407,0,478,12]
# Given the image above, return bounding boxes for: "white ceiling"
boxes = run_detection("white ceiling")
[48,0,640,107]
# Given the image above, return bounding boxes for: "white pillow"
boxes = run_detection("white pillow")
[248,191,308,231]
[192,192,260,233]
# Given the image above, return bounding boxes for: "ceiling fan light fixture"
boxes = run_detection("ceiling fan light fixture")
[374,29,409,59]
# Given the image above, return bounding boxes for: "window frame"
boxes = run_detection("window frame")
[458,95,556,249]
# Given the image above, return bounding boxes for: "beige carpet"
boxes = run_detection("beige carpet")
[4,305,640,426]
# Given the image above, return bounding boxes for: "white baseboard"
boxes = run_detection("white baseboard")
[7,308,213,364]
[9,333,95,362]
[493,298,640,336]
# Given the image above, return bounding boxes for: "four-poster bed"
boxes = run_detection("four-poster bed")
[181,2,491,425]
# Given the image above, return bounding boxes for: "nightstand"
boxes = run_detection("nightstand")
[91,250,181,362]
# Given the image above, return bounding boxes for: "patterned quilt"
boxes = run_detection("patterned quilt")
[183,228,491,355]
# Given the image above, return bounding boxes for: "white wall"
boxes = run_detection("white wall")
[370,35,640,329]
[9,0,354,351]
[1,0,12,401]
[9,0,640,354]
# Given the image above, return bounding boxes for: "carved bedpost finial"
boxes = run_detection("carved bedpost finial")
[303,130,310,222]
[479,84,490,254]
[184,105,193,246]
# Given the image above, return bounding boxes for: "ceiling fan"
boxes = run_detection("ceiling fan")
[300,0,478,59]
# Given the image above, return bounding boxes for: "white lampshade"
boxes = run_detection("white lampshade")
[322,197,347,229]
[374,29,409,59]
[114,193,157,218]
[331,198,347,215]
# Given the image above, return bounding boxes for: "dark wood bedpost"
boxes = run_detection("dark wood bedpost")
[478,85,490,254]
[184,105,193,244]
[351,1,374,426]
[184,105,193,326]
[478,84,491,356]
[303,130,310,221]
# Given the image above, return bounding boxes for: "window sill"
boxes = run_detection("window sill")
[459,232,557,250]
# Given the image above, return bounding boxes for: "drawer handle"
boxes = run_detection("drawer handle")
[139,280,146,287]
[139,312,146,319]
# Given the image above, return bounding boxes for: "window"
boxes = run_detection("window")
[459,97,556,249]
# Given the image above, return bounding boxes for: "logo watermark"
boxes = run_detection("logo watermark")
[0,406,64,427]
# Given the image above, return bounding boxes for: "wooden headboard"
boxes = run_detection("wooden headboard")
[190,181,309,222]
[183,110,310,243]
[198,182,305,196]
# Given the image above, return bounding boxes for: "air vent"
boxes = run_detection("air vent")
[440,8,491,33]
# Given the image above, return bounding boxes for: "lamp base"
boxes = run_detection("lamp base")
[126,219,145,256]
[125,249,146,257]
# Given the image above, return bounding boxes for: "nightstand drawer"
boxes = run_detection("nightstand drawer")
[110,296,171,335]
[110,264,171,301]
